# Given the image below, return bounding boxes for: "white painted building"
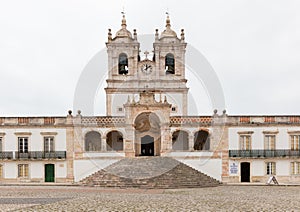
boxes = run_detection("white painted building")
[0,15,299,184]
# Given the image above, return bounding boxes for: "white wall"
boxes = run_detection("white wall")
[179,158,222,181]
[74,159,119,182]
[0,128,66,152]
[229,127,300,150]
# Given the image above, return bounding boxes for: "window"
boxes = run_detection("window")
[18,164,29,178]
[18,137,28,153]
[0,137,2,151]
[291,135,300,150]
[266,162,276,175]
[291,162,300,175]
[118,53,128,75]
[240,135,251,150]
[165,53,175,74]
[171,107,176,112]
[117,107,123,112]
[264,135,276,150]
[44,137,54,152]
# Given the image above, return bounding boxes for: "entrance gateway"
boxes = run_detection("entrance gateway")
[141,135,154,156]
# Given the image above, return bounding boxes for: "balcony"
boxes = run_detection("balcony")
[0,151,13,159]
[0,151,66,160]
[229,149,300,158]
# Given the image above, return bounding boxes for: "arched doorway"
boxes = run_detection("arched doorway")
[194,130,210,151]
[141,135,154,156]
[106,131,123,151]
[241,162,250,182]
[84,131,101,152]
[134,112,161,156]
[172,130,189,151]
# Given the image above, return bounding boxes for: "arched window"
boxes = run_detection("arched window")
[85,131,101,152]
[106,131,123,151]
[194,130,210,151]
[172,130,189,151]
[118,53,128,75]
[165,53,175,74]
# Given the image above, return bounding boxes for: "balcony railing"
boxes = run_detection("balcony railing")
[0,151,66,160]
[0,151,13,159]
[229,149,300,158]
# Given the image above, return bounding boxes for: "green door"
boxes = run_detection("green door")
[45,164,55,182]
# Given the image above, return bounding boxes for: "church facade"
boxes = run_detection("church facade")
[0,15,300,184]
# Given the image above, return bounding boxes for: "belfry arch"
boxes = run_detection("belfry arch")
[134,112,161,156]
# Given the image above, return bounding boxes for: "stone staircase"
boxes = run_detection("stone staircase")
[80,157,221,188]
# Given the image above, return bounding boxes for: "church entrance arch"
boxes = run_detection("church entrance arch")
[134,112,161,156]
[141,135,154,156]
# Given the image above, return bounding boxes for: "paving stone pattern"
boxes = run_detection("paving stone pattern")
[0,186,300,211]
[80,157,221,188]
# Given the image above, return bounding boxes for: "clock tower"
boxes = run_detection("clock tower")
[105,14,188,116]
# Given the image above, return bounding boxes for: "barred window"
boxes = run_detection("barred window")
[265,135,276,150]
[18,164,29,178]
[240,135,251,150]
[266,162,276,175]
[291,135,300,150]
[291,162,300,175]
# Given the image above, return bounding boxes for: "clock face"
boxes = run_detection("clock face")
[141,63,152,74]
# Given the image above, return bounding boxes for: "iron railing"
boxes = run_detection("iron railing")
[0,151,66,160]
[0,151,13,159]
[229,149,300,158]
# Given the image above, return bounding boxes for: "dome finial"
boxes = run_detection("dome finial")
[121,10,126,29]
[165,11,171,28]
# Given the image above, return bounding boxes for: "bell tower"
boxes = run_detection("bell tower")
[105,14,188,116]
[152,15,188,115]
[105,14,140,115]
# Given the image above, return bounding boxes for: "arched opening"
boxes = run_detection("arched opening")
[165,53,175,74]
[85,131,101,152]
[134,112,161,156]
[194,130,210,151]
[141,135,154,156]
[118,53,128,75]
[106,131,123,151]
[172,130,189,151]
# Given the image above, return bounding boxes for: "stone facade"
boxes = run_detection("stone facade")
[0,15,299,184]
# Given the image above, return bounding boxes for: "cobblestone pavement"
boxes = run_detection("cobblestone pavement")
[0,185,299,211]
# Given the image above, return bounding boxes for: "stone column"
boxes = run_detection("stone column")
[101,136,107,152]
[66,111,74,183]
[160,124,171,154]
[182,92,188,116]
[124,125,135,157]
[189,134,194,151]
[106,94,112,116]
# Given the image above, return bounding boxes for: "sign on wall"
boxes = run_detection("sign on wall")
[229,161,239,175]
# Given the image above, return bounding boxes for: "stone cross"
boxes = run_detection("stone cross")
[144,51,149,59]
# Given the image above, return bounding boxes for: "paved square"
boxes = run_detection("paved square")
[0,185,299,211]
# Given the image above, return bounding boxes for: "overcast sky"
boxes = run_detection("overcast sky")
[0,0,300,116]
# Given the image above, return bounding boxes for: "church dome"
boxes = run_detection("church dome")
[115,15,132,38]
[160,15,177,38]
